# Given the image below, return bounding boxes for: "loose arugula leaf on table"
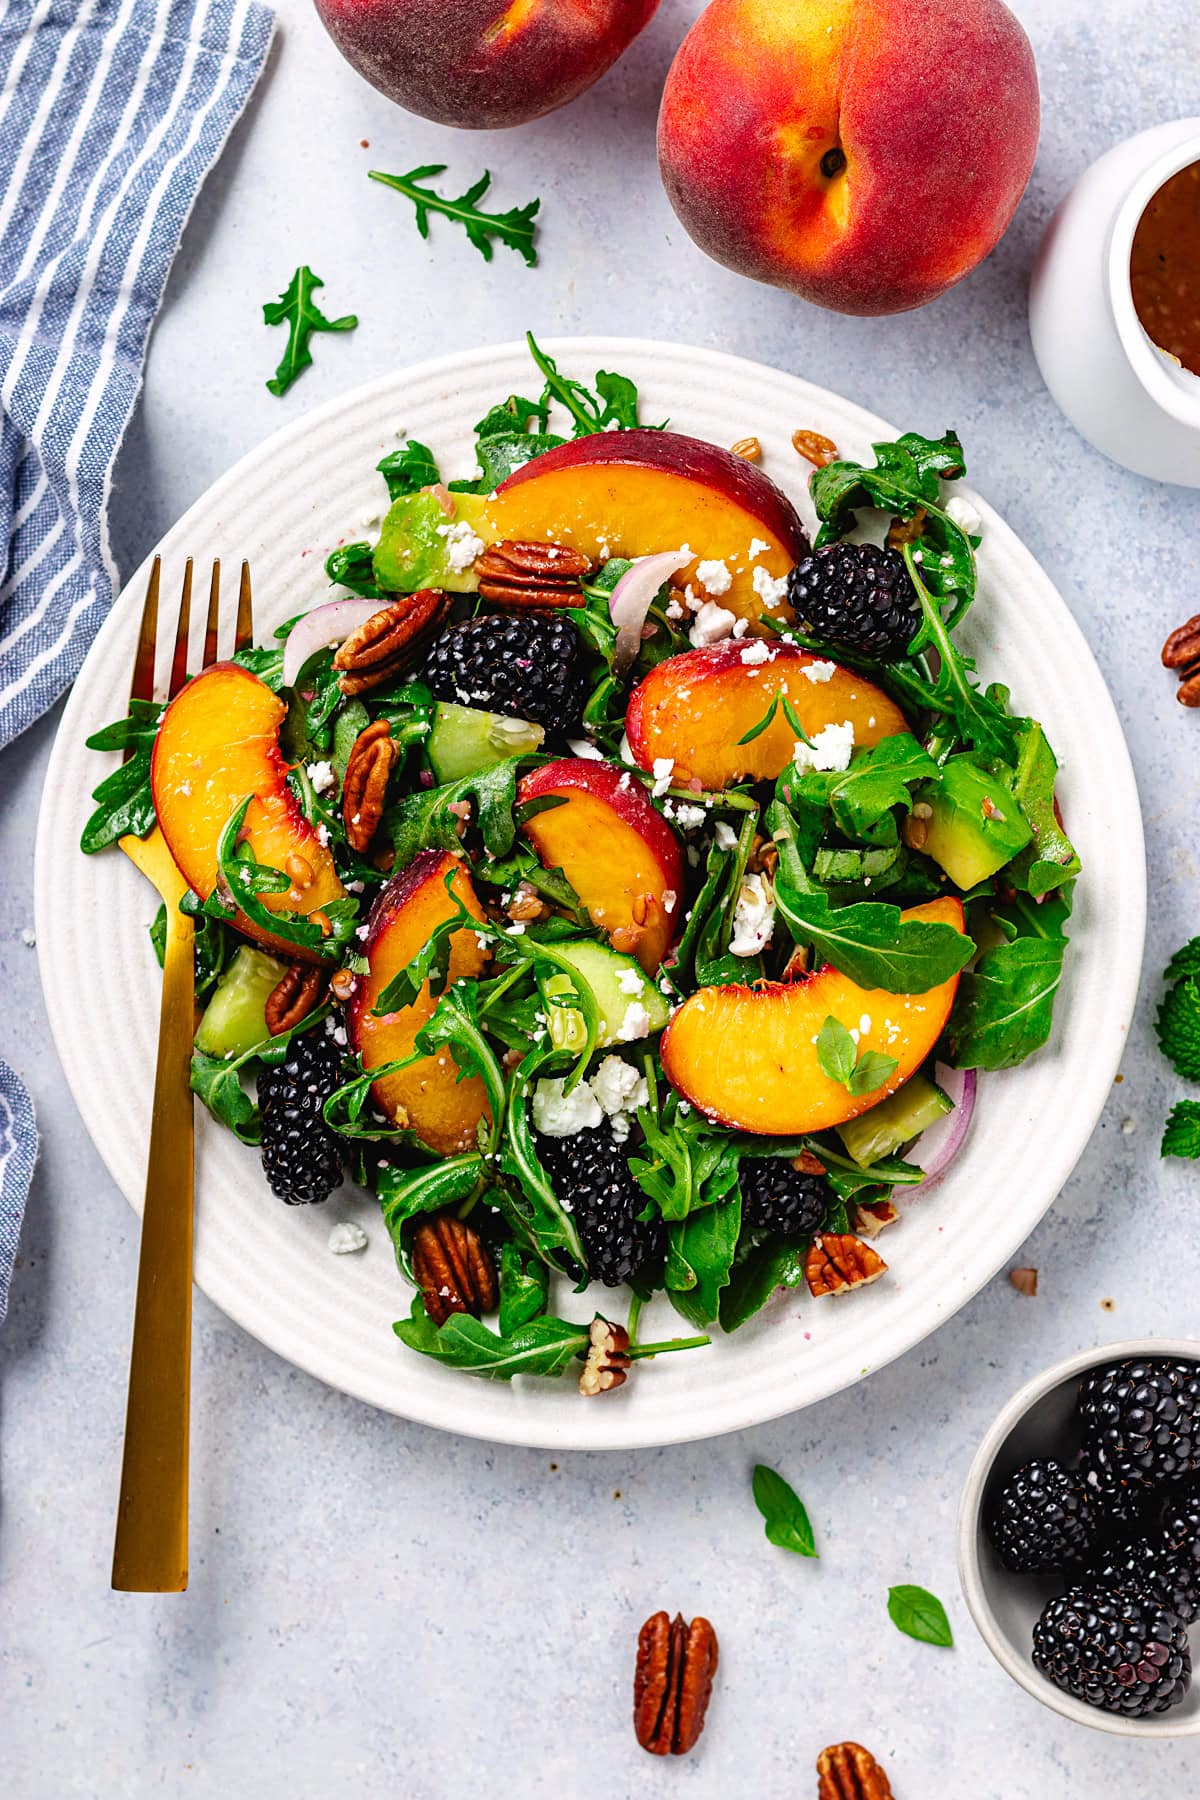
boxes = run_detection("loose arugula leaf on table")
[498,1242,550,1336]
[752,1465,818,1558]
[944,888,1072,1071]
[369,165,540,267]
[815,1016,899,1098]
[1004,721,1080,896]
[386,759,522,867]
[887,1584,954,1648]
[376,438,440,502]
[1163,1100,1200,1160]
[664,1194,742,1328]
[394,1297,589,1380]
[262,266,357,398]
[80,699,163,852]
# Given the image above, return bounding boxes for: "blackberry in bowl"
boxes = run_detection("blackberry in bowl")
[958,1340,1200,1736]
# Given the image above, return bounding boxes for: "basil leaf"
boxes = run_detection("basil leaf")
[498,1242,550,1335]
[752,1464,818,1558]
[886,1584,953,1647]
[394,1297,588,1380]
[816,1016,857,1088]
[376,438,440,501]
[665,1193,741,1327]
[851,1049,899,1096]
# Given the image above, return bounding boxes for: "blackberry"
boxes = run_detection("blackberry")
[1077,1446,1156,1540]
[1078,1357,1200,1487]
[423,613,584,732]
[258,1029,346,1205]
[987,1459,1096,1574]
[1090,1537,1200,1626]
[538,1127,665,1288]
[786,542,919,661]
[738,1156,831,1243]
[1032,1587,1191,1717]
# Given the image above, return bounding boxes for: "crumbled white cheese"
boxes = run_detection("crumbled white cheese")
[567,736,604,761]
[732,617,750,638]
[714,820,739,851]
[315,821,330,848]
[746,537,770,559]
[859,1014,872,1036]
[740,639,772,665]
[689,601,737,647]
[666,800,707,831]
[589,1054,649,1118]
[651,757,675,797]
[793,719,856,773]
[729,873,775,956]
[355,924,370,941]
[945,494,982,538]
[802,659,837,684]
[617,1000,653,1042]
[532,1076,603,1138]
[307,760,335,794]
[751,565,789,610]
[609,1114,633,1143]
[436,517,485,572]
[616,966,645,996]
[694,558,733,596]
[328,1220,369,1256]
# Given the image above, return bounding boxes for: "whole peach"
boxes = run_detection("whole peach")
[657,0,1039,315]
[314,0,661,129]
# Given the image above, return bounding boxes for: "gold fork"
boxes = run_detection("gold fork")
[111,555,253,1593]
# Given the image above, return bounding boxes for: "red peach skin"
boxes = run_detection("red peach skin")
[657,0,1039,316]
[313,0,660,129]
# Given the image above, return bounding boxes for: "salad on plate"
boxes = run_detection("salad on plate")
[82,336,1081,1395]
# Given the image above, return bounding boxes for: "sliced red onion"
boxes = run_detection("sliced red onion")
[281,597,383,689]
[907,1064,977,1188]
[610,549,692,677]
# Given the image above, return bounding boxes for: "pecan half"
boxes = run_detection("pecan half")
[1178,667,1200,708]
[579,1315,631,1396]
[634,1612,719,1756]
[264,963,327,1036]
[817,1742,894,1800]
[474,538,590,609]
[792,428,839,468]
[1010,1265,1039,1296]
[805,1233,888,1299]
[342,718,400,853]
[1162,613,1200,670]
[333,590,450,695]
[411,1213,498,1327]
[854,1198,899,1238]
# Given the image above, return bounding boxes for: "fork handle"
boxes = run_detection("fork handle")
[111,906,196,1592]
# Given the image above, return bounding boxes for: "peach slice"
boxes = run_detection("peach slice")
[625,641,909,790]
[517,758,685,975]
[485,429,809,626]
[660,897,966,1135]
[151,661,345,962]
[347,850,490,1155]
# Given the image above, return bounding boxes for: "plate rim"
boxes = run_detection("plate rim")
[34,334,1147,1450]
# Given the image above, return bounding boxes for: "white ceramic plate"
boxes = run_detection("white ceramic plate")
[35,338,1145,1451]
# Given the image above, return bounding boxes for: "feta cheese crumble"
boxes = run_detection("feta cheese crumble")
[617,1000,653,1042]
[307,760,335,795]
[567,737,604,761]
[616,966,645,996]
[651,757,675,797]
[694,558,733,596]
[714,820,739,851]
[532,1076,604,1138]
[729,873,775,956]
[793,719,855,773]
[589,1054,649,1120]
[945,494,982,538]
[740,639,772,666]
[746,537,770,559]
[436,517,485,572]
[802,659,837,684]
[328,1221,369,1256]
[689,601,737,647]
[751,565,789,610]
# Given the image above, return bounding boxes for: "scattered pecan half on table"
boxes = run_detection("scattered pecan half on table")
[342,717,400,853]
[411,1213,498,1327]
[817,1741,895,1800]
[1162,612,1200,705]
[634,1611,719,1756]
[474,538,590,608]
[333,590,450,696]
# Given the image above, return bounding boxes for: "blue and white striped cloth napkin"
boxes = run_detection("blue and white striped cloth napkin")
[0,0,275,1320]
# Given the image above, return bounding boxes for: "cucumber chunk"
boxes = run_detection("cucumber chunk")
[538,940,670,1052]
[194,946,290,1061]
[427,702,544,784]
[835,1073,953,1168]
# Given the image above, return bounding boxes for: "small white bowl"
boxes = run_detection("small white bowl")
[957,1340,1200,1738]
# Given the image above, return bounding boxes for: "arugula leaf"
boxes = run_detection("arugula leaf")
[899,542,1018,761]
[887,1584,954,1648]
[80,699,163,852]
[369,165,539,266]
[262,266,357,398]
[377,1156,487,1259]
[815,1016,898,1098]
[394,1297,589,1380]
[774,873,973,995]
[1006,721,1081,896]
[781,733,939,848]
[525,332,664,436]
[1163,1100,1200,1160]
[499,1044,588,1273]
[412,981,507,1153]
[386,759,521,868]
[206,795,359,958]
[631,1066,742,1221]
[189,1049,261,1143]
[664,1194,742,1328]
[945,888,1072,1071]
[752,1465,818,1558]
[718,1241,808,1333]
[324,541,380,599]
[498,1242,550,1336]
[376,438,440,502]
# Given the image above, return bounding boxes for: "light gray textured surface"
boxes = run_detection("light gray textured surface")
[3,1,1200,1793]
